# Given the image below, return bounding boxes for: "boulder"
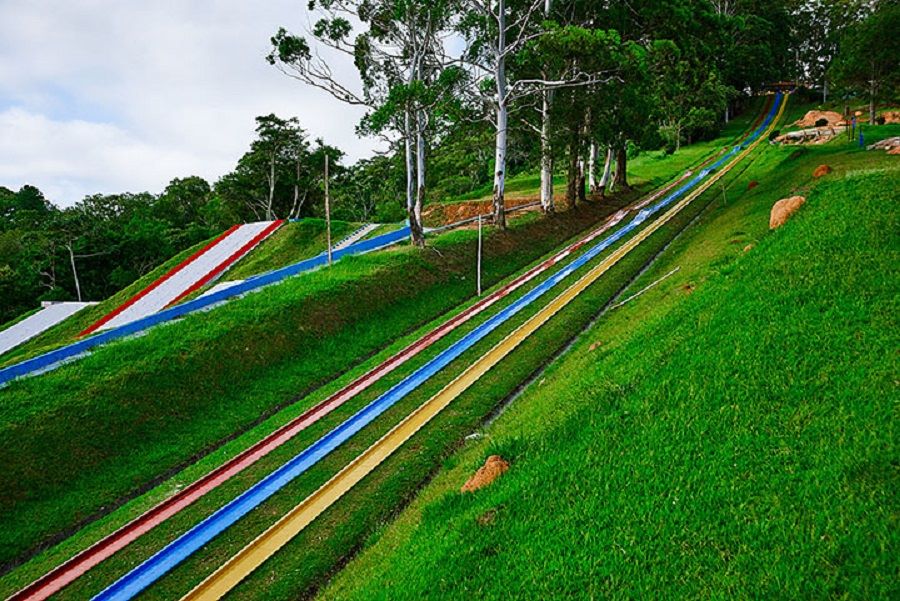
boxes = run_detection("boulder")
[770,196,806,230]
[813,164,832,178]
[461,455,510,493]
[794,110,843,128]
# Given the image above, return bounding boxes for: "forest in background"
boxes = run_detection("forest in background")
[1,0,897,323]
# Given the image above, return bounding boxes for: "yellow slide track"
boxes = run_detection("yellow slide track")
[182,95,787,601]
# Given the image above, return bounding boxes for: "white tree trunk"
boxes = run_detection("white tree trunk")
[599,146,612,194]
[588,141,598,194]
[492,0,508,229]
[539,89,553,214]
[404,107,415,223]
[413,109,427,246]
[539,0,554,214]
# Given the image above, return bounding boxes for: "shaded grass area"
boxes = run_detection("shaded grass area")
[321,133,898,599]
[0,190,644,574]
[0,236,217,368]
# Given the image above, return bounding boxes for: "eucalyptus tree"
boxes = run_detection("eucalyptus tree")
[458,0,618,223]
[268,0,458,246]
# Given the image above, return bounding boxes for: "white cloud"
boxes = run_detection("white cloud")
[0,0,382,207]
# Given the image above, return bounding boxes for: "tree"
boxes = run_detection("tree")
[830,2,900,124]
[268,1,457,246]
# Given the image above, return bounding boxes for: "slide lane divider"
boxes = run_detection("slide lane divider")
[8,175,685,601]
[0,226,410,387]
[182,92,787,601]
[93,94,784,601]
[79,225,241,337]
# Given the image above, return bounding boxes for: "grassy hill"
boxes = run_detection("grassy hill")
[0,104,769,598]
[319,122,899,599]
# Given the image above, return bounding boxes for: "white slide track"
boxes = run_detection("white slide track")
[334,223,379,251]
[0,302,96,355]
[86,221,282,334]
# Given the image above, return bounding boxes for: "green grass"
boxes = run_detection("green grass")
[0,187,651,577]
[320,123,898,599]
[11,108,784,599]
[224,218,357,281]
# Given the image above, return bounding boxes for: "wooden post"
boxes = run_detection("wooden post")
[325,154,332,267]
[477,214,483,296]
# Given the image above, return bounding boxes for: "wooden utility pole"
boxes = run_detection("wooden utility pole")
[325,154,333,266]
[477,214,483,296]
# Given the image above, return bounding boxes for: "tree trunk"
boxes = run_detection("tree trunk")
[869,70,876,126]
[404,107,417,242]
[823,76,828,104]
[577,157,586,204]
[267,154,276,220]
[412,110,427,247]
[613,146,629,190]
[598,146,612,196]
[539,88,554,214]
[66,243,82,302]
[566,139,578,209]
[492,0,508,229]
[588,141,599,195]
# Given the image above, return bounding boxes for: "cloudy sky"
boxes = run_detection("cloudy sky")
[0,0,379,207]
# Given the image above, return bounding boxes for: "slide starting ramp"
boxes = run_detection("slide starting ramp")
[0,302,96,356]
[80,221,284,336]
[334,223,380,251]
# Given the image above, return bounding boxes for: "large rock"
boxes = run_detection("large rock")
[813,164,832,178]
[461,455,510,493]
[770,196,806,230]
[794,110,843,128]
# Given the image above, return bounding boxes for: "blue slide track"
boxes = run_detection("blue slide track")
[93,95,782,600]
[0,226,411,386]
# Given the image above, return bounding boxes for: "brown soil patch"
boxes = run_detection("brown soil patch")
[794,110,843,128]
[476,508,498,526]
[747,181,758,190]
[461,455,510,493]
[889,146,900,155]
[881,111,900,124]
[589,341,602,351]
[423,196,549,228]
[812,164,832,178]
[770,196,806,230]
[682,284,695,294]
[743,243,755,253]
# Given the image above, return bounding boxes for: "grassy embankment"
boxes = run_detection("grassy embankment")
[70,110,778,599]
[0,184,645,584]
[0,105,767,598]
[320,117,899,599]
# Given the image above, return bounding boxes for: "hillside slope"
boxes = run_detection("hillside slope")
[321,141,899,597]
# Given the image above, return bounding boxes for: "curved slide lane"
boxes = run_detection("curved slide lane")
[91,94,784,601]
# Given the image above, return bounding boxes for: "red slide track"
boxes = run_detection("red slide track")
[165,220,284,308]
[9,190,677,601]
[79,225,241,337]
[17,118,781,597]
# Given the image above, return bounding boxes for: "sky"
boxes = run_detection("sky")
[0,0,380,207]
